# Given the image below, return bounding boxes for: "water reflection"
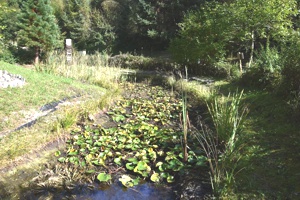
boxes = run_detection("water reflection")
[22,181,176,200]
[82,182,175,200]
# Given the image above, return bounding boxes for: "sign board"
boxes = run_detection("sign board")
[66,39,72,63]
[66,39,72,47]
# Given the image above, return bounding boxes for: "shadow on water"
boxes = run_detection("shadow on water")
[88,182,175,200]
[20,181,176,200]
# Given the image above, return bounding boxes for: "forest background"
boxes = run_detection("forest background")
[1,1,300,199]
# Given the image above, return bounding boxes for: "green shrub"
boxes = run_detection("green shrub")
[279,36,300,119]
[108,53,175,71]
[239,46,282,90]
[13,47,35,64]
[0,48,16,64]
[281,37,300,94]
[184,60,239,79]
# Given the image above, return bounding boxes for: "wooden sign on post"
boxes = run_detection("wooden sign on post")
[66,39,72,64]
[237,52,244,73]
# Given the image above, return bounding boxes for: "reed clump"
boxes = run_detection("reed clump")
[195,90,248,197]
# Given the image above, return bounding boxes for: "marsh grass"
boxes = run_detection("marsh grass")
[207,91,248,152]
[194,90,248,197]
[173,79,215,106]
[41,51,127,89]
[180,67,189,162]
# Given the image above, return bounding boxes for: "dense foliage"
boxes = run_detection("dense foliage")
[1,0,300,113]
[16,0,61,64]
[57,85,206,186]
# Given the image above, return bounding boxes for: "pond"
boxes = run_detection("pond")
[21,180,176,200]
[13,81,212,200]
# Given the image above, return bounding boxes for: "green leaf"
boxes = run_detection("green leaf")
[167,175,175,183]
[126,163,135,170]
[58,157,65,163]
[86,170,96,174]
[114,157,122,166]
[119,175,134,187]
[80,161,86,167]
[132,177,140,186]
[97,172,111,182]
[150,172,160,183]
[156,161,163,167]
[135,161,148,171]
[55,151,61,157]
[127,157,138,164]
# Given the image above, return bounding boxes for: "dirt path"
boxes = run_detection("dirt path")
[0,95,85,138]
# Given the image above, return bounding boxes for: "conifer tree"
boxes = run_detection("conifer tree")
[61,0,91,51]
[17,0,61,64]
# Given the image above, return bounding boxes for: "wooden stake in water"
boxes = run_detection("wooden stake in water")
[182,66,188,162]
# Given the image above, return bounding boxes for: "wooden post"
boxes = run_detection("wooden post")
[237,52,244,74]
[66,39,72,64]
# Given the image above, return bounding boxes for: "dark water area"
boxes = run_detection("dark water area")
[85,182,175,200]
[22,181,176,200]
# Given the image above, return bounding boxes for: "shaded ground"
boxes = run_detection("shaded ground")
[236,92,300,199]
[218,82,300,199]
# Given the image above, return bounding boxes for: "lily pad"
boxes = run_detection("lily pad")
[114,157,122,165]
[150,172,160,182]
[119,175,134,187]
[97,172,111,182]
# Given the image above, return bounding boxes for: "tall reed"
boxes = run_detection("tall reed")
[181,67,189,162]
[194,90,248,197]
[207,90,248,153]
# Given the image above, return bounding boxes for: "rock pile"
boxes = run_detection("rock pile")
[0,70,26,88]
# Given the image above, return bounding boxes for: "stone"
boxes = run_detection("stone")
[0,70,26,88]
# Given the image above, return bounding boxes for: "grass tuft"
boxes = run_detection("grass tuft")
[195,90,248,197]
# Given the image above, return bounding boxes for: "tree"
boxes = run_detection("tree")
[86,9,116,52]
[60,0,91,51]
[114,0,202,52]
[170,0,297,68]
[0,2,7,41]
[17,0,61,64]
[228,0,297,67]
[0,1,19,45]
[170,2,231,66]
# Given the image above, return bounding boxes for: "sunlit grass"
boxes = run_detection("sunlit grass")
[0,61,106,132]
[0,60,121,168]
[41,51,129,89]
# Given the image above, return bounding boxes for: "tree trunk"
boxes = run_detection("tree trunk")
[34,47,39,65]
[249,30,254,68]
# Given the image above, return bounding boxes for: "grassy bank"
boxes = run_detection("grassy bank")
[0,61,121,167]
[212,82,300,199]
[171,78,300,198]
[0,61,106,128]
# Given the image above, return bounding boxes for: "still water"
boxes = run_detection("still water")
[23,181,176,200]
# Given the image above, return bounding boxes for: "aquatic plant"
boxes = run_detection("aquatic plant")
[57,85,206,187]
[195,90,248,196]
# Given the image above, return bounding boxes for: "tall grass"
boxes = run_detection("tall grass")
[195,90,248,197]
[39,51,126,89]
[207,91,248,152]
[180,67,189,162]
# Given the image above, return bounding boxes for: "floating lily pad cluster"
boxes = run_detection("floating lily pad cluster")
[57,84,206,187]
